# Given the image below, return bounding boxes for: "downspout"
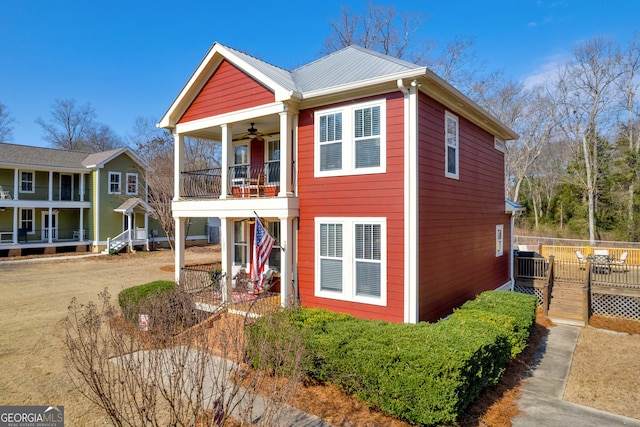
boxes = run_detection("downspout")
[510,212,515,290]
[95,169,100,251]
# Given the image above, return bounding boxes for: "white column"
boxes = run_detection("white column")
[47,207,53,243]
[80,173,85,202]
[173,133,184,201]
[48,171,53,201]
[12,207,18,243]
[220,124,233,200]
[79,208,84,241]
[279,216,295,307]
[220,217,233,304]
[174,217,186,283]
[279,111,294,197]
[13,169,18,200]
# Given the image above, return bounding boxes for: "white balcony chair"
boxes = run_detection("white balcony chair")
[612,252,628,273]
[575,250,587,269]
[0,186,10,199]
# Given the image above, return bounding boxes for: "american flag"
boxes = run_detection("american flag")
[252,215,275,291]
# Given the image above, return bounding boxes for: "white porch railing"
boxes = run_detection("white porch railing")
[104,228,149,254]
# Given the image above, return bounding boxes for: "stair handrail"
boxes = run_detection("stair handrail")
[107,229,130,253]
[542,256,555,317]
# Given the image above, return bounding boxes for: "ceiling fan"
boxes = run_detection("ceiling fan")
[244,122,264,141]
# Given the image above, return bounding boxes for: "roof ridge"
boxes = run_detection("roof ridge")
[222,43,292,73]
[0,141,93,155]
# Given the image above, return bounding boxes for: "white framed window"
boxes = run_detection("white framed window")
[496,224,504,257]
[233,220,247,266]
[20,170,34,193]
[445,111,459,179]
[126,173,138,195]
[108,172,121,194]
[266,139,280,185]
[19,208,34,233]
[494,138,505,153]
[315,217,386,305]
[315,99,386,177]
[267,221,281,272]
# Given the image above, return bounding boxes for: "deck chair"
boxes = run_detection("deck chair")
[612,252,628,272]
[575,250,587,269]
[0,186,10,199]
[248,173,265,197]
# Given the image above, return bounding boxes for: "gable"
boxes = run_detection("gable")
[178,59,275,124]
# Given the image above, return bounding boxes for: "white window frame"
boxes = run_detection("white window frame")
[126,173,138,195]
[496,224,504,257]
[445,111,459,179]
[314,99,386,177]
[19,208,35,234]
[233,220,248,267]
[19,170,35,194]
[108,172,121,194]
[494,138,505,153]
[315,217,387,306]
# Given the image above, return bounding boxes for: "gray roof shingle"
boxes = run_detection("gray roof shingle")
[0,143,90,169]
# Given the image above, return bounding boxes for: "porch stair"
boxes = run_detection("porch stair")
[547,281,586,326]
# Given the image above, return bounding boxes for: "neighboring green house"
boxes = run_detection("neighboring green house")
[0,142,189,256]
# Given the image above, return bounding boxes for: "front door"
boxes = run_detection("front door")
[42,211,58,240]
[60,174,73,201]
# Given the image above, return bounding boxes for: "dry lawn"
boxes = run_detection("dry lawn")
[1,246,639,426]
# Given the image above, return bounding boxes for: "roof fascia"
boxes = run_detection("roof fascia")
[85,148,153,172]
[421,70,519,141]
[0,162,88,173]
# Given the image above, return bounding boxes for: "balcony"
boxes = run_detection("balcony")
[180,161,294,199]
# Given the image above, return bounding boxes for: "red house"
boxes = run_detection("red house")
[159,43,519,323]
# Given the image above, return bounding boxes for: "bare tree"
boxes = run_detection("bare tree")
[556,37,622,243]
[130,117,176,251]
[36,98,121,152]
[0,101,15,142]
[323,1,425,60]
[86,123,122,152]
[615,33,640,239]
[64,288,305,426]
[506,84,559,204]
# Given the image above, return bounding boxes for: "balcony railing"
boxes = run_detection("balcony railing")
[180,162,294,199]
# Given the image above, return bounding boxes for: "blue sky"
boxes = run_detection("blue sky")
[1,1,639,148]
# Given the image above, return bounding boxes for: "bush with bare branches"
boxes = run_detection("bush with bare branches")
[63,288,305,426]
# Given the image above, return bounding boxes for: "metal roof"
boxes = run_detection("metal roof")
[225,46,298,92]
[291,45,423,93]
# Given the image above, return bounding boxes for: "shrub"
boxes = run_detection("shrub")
[117,280,175,322]
[455,290,537,357]
[249,291,537,426]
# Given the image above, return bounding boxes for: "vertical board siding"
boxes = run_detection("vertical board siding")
[417,93,510,322]
[178,60,274,123]
[297,92,406,322]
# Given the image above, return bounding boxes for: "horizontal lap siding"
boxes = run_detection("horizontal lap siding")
[297,92,405,322]
[418,93,510,322]
[178,60,274,123]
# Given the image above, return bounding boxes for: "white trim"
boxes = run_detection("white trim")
[108,172,121,194]
[59,173,74,201]
[494,137,506,153]
[174,102,287,134]
[314,99,387,177]
[126,173,139,195]
[18,207,35,235]
[41,210,58,241]
[496,224,504,257]
[19,170,35,194]
[444,111,459,180]
[401,82,419,324]
[314,217,387,306]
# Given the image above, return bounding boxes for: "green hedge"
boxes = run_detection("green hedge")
[246,290,537,426]
[453,290,537,357]
[117,280,175,322]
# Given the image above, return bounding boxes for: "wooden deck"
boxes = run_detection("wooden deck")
[514,254,640,325]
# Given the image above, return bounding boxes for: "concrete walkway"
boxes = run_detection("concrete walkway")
[512,324,640,427]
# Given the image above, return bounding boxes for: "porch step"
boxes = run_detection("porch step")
[548,282,585,324]
[547,311,586,326]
